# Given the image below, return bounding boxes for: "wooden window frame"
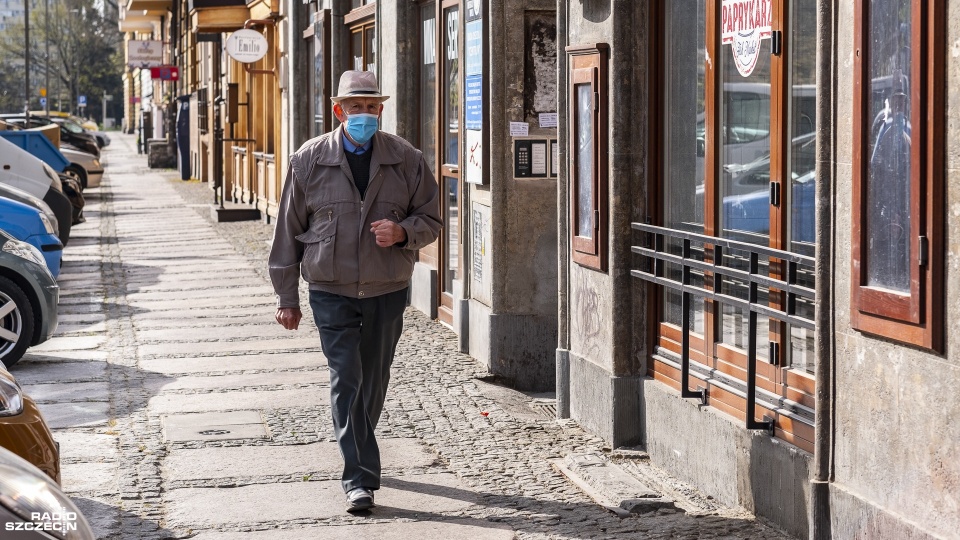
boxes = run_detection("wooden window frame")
[850,0,944,352]
[566,43,608,272]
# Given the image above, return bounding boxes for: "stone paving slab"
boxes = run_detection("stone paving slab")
[139,337,320,358]
[139,352,327,375]
[130,295,276,312]
[127,285,269,302]
[61,462,118,494]
[20,350,108,362]
[53,432,118,461]
[119,256,250,268]
[164,473,476,529]
[121,262,255,276]
[133,314,277,330]
[147,371,329,392]
[30,335,106,352]
[189,521,517,540]
[136,324,316,343]
[148,388,329,415]
[23,381,110,403]
[38,402,110,429]
[164,439,436,481]
[9,361,107,384]
[126,277,266,293]
[55,321,108,335]
[70,496,121,540]
[131,306,266,322]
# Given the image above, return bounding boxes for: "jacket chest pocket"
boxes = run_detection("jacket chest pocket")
[296,217,338,283]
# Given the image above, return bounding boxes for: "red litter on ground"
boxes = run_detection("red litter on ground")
[480,411,489,417]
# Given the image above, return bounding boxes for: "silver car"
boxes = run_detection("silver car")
[59,146,103,189]
[0,445,94,540]
[0,229,59,367]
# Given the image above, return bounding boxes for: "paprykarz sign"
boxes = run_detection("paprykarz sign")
[721,0,772,77]
[127,40,163,68]
[150,66,180,81]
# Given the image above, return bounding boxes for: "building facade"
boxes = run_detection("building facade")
[118,1,960,538]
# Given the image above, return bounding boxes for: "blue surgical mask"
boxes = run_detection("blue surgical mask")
[344,113,379,145]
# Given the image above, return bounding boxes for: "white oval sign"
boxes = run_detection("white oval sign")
[225,29,268,64]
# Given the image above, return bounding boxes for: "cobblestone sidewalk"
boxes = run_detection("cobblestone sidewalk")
[12,134,792,539]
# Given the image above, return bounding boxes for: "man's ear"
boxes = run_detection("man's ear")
[333,103,345,122]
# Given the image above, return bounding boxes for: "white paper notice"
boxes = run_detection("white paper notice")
[551,141,558,176]
[531,143,547,175]
[539,113,558,128]
[509,122,529,137]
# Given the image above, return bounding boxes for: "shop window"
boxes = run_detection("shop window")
[851,0,944,351]
[566,44,608,272]
[646,0,819,452]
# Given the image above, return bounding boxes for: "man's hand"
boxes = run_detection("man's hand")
[276,307,302,330]
[370,219,407,247]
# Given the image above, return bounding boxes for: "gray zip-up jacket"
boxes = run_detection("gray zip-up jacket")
[268,127,441,307]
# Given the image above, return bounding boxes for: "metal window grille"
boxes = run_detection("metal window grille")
[631,222,816,435]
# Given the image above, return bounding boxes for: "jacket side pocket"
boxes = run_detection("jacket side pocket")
[296,217,338,283]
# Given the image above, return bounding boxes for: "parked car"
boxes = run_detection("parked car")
[0,365,60,484]
[0,229,59,367]
[0,198,62,277]
[60,146,103,189]
[0,137,73,244]
[0,125,103,189]
[29,111,108,147]
[0,446,93,539]
[0,184,59,238]
[0,115,99,158]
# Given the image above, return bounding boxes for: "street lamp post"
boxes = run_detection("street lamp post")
[44,0,49,116]
[24,0,30,118]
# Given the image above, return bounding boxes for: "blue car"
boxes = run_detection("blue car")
[0,198,62,277]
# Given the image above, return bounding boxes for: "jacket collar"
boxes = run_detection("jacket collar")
[316,126,403,167]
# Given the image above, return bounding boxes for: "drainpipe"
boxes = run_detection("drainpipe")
[811,0,837,538]
[555,0,571,419]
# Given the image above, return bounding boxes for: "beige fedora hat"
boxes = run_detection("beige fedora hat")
[331,70,390,103]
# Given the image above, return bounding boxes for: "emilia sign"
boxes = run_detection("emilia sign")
[127,40,163,68]
[721,0,773,77]
[226,29,269,63]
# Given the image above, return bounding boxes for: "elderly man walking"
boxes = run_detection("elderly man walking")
[269,70,442,512]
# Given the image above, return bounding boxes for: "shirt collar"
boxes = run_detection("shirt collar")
[341,131,373,154]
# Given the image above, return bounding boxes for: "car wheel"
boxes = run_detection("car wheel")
[64,165,87,190]
[0,276,35,367]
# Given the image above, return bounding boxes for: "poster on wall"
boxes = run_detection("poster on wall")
[464,19,483,131]
[472,209,483,282]
[465,0,482,22]
[465,129,483,185]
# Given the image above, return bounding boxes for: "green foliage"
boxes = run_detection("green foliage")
[0,0,123,119]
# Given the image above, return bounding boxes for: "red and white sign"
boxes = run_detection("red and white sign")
[721,0,773,78]
[149,66,180,81]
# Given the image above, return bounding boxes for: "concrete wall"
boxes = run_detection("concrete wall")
[561,0,648,445]
[825,2,960,538]
[465,0,559,391]
[642,381,812,539]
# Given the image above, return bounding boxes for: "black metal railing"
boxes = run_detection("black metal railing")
[631,222,816,435]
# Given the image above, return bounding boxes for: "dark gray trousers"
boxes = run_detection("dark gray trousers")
[309,287,407,493]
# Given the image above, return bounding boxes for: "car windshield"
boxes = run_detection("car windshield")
[61,121,83,134]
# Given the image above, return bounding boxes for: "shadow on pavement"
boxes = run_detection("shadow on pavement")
[71,496,178,540]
